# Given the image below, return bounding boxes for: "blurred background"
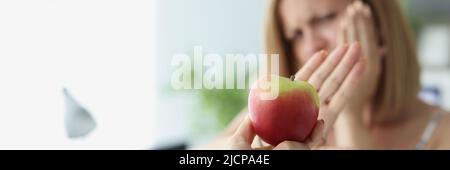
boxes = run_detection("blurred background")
[0,0,449,149]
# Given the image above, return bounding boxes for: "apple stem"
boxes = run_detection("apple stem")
[290,75,295,81]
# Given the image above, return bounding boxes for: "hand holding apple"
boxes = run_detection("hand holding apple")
[245,42,364,148]
[227,114,325,150]
[222,41,365,150]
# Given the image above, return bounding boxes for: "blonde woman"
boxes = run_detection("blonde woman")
[203,0,450,150]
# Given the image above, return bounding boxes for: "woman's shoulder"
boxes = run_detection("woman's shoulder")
[429,110,450,149]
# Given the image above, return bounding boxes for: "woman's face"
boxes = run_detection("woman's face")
[279,0,353,66]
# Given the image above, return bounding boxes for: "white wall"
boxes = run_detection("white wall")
[419,24,450,110]
[0,0,157,149]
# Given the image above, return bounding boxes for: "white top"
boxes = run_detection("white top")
[416,111,446,150]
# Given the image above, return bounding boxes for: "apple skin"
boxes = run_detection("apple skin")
[248,75,320,146]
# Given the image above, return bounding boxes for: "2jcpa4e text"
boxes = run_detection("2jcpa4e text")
[179,154,270,167]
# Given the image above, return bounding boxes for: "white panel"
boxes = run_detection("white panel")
[0,0,157,149]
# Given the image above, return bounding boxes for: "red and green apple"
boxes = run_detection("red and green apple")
[248,75,320,146]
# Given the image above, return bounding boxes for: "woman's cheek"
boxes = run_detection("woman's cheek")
[295,22,340,67]
[293,45,311,67]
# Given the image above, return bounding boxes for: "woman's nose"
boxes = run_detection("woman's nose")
[303,30,328,56]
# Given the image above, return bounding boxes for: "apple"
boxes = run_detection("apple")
[248,75,320,146]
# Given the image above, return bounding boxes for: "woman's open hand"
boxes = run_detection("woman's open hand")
[294,42,365,137]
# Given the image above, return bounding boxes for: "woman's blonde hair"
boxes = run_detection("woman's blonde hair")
[264,0,421,122]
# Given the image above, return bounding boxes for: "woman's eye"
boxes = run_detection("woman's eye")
[289,30,303,43]
[317,12,337,23]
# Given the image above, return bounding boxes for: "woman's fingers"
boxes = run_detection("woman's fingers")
[227,115,256,150]
[321,61,366,135]
[254,145,274,150]
[274,141,310,150]
[318,42,362,103]
[307,119,326,149]
[227,116,324,150]
[338,17,348,45]
[354,1,378,64]
[307,44,349,90]
[294,50,328,81]
[357,1,376,43]
[346,5,358,43]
